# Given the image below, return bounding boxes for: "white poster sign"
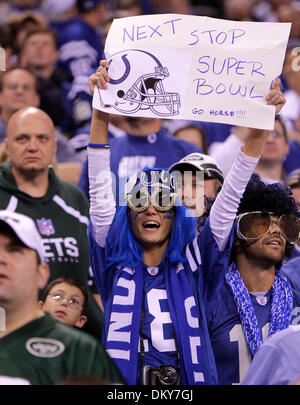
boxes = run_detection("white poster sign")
[93,14,291,130]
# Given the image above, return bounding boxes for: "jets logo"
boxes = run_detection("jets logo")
[26,338,65,358]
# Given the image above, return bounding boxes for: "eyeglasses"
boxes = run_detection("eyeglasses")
[126,186,176,212]
[236,211,300,244]
[270,130,284,138]
[5,83,36,92]
[48,293,83,309]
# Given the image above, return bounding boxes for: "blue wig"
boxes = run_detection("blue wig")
[105,201,196,270]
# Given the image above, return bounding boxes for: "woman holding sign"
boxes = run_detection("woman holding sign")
[87,60,285,385]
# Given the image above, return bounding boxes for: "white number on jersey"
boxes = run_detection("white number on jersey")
[229,323,269,384]
[147,289,176,352]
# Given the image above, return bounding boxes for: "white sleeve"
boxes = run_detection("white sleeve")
[209,133,244,178]
[88,148,116,248]
[209,147,259,252]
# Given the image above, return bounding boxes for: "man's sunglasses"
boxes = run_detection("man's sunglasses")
[236,211,300,244]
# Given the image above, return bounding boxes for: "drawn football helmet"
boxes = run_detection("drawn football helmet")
[100,49,181,117]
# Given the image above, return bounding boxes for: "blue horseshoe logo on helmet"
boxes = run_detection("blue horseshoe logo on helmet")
[109,54,131,85]
[108,50,163,85]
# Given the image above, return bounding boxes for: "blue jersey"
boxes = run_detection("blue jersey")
[287,245,300,261]
[207,270,300,385]
[53,17,104,78]
[283,140,300,177]
[140,263,178,371]
[78,128,202,200]
[194,121,232,147]
[88,216,233,385]
[52,17,104,133]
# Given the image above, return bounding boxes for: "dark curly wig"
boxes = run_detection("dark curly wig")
[238,173,299,217]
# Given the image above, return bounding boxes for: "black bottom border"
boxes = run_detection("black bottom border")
[2,384,298,402]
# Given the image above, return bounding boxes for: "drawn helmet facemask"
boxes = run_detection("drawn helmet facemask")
[104,49,180,117]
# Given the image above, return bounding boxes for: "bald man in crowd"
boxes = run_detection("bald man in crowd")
[0,107,104,341]
[5,107,56,196]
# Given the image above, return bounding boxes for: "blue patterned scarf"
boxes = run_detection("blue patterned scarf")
[225,263,294,355]
[103,261,206,385]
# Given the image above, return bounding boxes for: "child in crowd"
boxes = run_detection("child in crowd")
[39,276,88,328]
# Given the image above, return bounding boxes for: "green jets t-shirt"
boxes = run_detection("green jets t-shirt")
[0,162,103,340]
[0,314,123,385]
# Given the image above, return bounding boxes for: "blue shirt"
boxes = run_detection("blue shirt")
[283,140,300,177]
[195,121,232,147]
[53,17,104,79]
[52,17,104,133]
[282,256,300,288]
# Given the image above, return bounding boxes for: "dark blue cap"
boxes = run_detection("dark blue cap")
[76,0,104,12]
